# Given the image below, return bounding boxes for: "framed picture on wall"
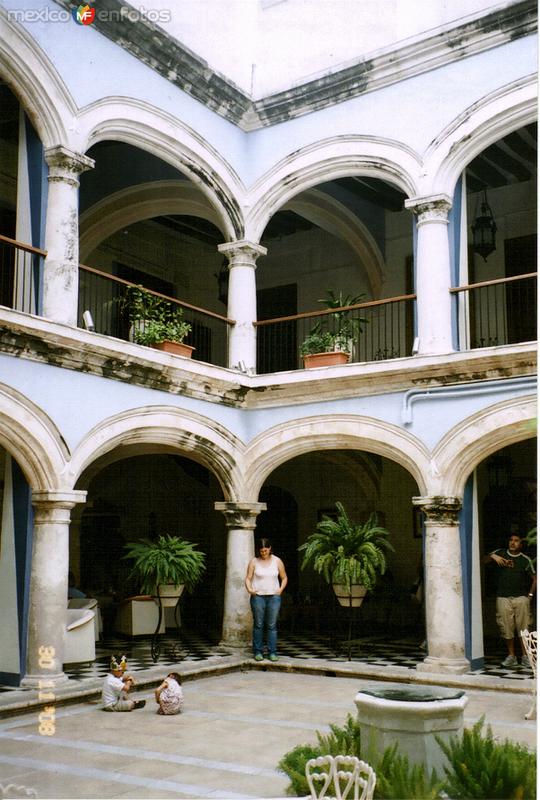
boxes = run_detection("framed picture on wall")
[413,507,424,539]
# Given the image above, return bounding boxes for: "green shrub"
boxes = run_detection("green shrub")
[278,744,320,796]
[437,718,536,800]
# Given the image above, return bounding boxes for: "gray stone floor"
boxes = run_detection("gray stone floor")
[0,666,535,799]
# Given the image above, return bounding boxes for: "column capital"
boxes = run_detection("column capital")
[215,501,267,529]
[218,240,267,267]
[44,145,94,186]
[413,496,461,525]
[404,194,452,223]
[32,490,87,510]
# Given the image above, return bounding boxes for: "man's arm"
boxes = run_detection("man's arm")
[484,550,511,567]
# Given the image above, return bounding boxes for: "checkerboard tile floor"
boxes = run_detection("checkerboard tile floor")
[0,632,533,691]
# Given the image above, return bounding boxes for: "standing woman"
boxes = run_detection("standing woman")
[245,538,288,661]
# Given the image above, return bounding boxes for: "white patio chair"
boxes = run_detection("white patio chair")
[306,754,376,800]
[520,628,537,720]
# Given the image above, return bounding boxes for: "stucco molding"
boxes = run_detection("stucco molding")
[67,405,246,502]
[0,383,69,491]
[243,415,431,501]
[431,395,537,497]
[214,502,267,529]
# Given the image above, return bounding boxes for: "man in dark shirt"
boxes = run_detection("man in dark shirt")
[486,534,536,667]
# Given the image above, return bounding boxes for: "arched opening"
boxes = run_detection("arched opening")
[72,451,227,651]
[255,174,414,373]
[257,449,424,660]
[456,123,537,350]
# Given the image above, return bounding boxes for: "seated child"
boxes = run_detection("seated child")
[102,655,146,712]
[154,672,184,715]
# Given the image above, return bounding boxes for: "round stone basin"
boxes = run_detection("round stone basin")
[355,685,468,774]
[360,687,465,703]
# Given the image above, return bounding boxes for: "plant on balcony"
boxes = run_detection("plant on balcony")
[299,290,370,367]
[125,285,193,357]
[319,289,369,346]
[298,501,393,606]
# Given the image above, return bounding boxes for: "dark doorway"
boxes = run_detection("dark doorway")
[257,284,298,373]
[257,485,299,597]
[505,234,537,343]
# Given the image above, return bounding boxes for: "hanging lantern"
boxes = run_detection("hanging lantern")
[471,189,497,261]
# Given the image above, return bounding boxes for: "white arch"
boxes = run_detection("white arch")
[67,406,246,501]
[79,180,225,261]
[423,75,537,197]
[432,395,536,497]
[0,8,75,148]
[243,415,430,501]
[245,136,421,242]
[76,98,246,241]
[0,384,69,491]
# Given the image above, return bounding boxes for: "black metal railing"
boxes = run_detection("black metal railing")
[451,273,537,349]
[0,234,46,314]
[78,264,233,367]
[255,294,416,373]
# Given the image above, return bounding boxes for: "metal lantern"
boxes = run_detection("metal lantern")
[471,189,497,261]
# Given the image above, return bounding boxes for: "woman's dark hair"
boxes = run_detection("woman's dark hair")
[168,672,182,684]
[257,538,272,550]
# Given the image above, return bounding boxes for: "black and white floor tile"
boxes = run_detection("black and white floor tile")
[0,631,533,692]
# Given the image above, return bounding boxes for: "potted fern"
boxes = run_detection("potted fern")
[122,535,206,606]
[125,285,194,358]
[298,502,393,607]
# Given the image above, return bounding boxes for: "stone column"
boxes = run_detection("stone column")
[42,146,94,326]
[413,496,470,675]
[21,490,87,688]
[214,501,267,647]
[217,240,267,371]
[405,194,454,356]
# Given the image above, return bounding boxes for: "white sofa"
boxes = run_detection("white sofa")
[68,597,102,640]
[64,608,96,663]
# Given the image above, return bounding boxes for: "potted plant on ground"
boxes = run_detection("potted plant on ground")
[298,502,393,607]
[125,285,194,358]
[122,534,206,607]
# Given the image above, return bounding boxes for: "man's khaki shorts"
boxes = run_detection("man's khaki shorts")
[495,596,532,640]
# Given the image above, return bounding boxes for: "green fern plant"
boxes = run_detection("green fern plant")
[437,717,536,799]
[124,285,191,346]
[122,535,206,594]
[299,502,393,592]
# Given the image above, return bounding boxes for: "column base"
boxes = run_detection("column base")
[219,636,250,650]
[20,671,70,689]
[416,655,470,675]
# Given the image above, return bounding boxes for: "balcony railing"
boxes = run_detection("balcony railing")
[451,273,537,350]
[0,234,46,314]
[255,294,416,373]
[78,264,233,367]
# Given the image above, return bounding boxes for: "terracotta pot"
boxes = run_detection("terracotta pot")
[155,584,185,607]
[303,351,350,369]
[332,583,367,607]
[152,341,195,358]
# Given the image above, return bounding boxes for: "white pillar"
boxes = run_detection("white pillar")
[217,240,267,371]
[21,490,87,688]
[214,501,266,647]
[405,194,454,356]
[42,146,94,326]
[414,496,470,675]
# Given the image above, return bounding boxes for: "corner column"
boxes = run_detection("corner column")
[217,240,267,371]
[405,194,454,356]
[413,496,470,675]
[215,501,267,647]
[22,490,87,688]
[42,146,94,326]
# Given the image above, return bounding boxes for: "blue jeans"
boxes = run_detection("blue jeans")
[250,594,281,656]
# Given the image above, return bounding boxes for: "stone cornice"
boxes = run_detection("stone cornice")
[0,307,536,410]
[53,0,537,131]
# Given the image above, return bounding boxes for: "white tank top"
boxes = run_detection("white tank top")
[252,555,280,595]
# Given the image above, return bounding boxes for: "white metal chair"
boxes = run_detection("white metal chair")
[306,755,376,800]
[520,628,537,720]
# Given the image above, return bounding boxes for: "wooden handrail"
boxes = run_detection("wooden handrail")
[79,262,235,325]
[450,272,537,293]
[0,233,47,257]
[254,293,416,327]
